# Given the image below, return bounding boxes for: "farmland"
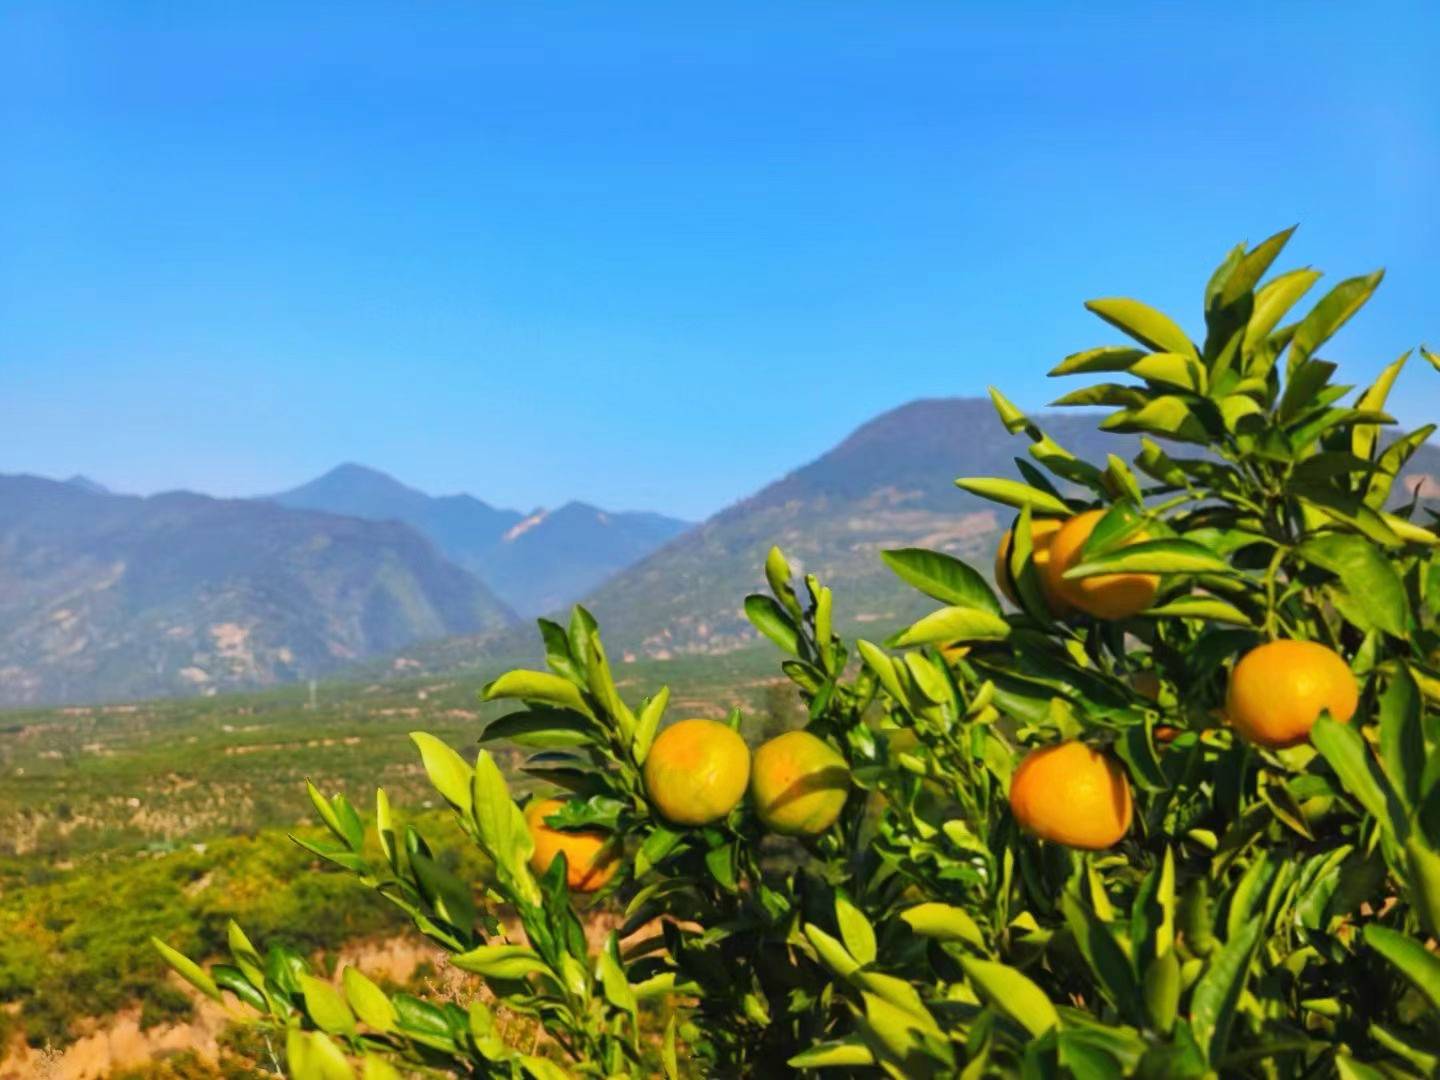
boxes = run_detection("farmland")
[0,646,787,1074]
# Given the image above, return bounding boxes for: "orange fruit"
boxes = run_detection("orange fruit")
[1153,725,1181,744]
[750,730,851,836]
[525,798,619,893]
[643,718,751,826]
[994,517,1066,609]
[1044,510,1159,620]
[1225,639,1357,749]
[1009,741,1132,850]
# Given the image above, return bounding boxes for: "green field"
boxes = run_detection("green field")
[0,647,790,1069]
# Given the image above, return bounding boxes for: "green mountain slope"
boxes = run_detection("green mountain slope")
[0,476,517,706]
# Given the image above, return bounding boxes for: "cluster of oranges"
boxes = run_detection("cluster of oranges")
[995,513,1360,852]
[531,517,1365,878]
[526,720,852,892]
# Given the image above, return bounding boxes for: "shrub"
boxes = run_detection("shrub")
[160,229,1440,1078]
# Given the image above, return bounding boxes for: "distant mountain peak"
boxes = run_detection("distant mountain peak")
[66,475,111,495]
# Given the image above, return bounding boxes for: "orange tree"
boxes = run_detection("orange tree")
[158,229,1440,1078]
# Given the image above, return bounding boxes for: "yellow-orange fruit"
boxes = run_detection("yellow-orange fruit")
[1044,510,1159,620]
[994,517,1067,609]
[1225,639,1357,749]
[643,718,751,826]
[1009,741,1132,850]
[750,730,851,836]
[525,798,619,893]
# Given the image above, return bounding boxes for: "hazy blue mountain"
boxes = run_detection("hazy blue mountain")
[270,465,690,617]
[0,475,517,706]
[65,475,111,495]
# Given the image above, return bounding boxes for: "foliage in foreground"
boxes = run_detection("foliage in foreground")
[160,229,1440,1078]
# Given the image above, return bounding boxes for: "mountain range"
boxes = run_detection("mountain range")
[394,396,1440,672]
[0,476,516,705]
[8,397,1440,706]
[269,465,690,617]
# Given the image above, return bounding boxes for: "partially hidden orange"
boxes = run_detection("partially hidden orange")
[643,718,751,826]
[1225,639,1357,749]
[1045,509,1159,620]
[525,798,619,893]
[994,517,1066,609]
[1009,741,1132,850]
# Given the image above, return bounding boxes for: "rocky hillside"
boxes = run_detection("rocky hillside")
[0,476,517,706]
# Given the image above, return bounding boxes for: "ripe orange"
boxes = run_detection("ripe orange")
[1044,509,1159,620]
[1009,741,1132,850]
[1225,639,1357,749]
[525,798,619,893]
[643,718,751,826]
[994,517,1066,609]
[750,730,851,836]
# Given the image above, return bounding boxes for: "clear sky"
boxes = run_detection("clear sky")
[2,4,1437,520]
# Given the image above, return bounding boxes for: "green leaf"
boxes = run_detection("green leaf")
[1289,270,1384,364]
[1218,226,1296,308]
[891,606,1010,647]
[1143,595,1252,626]
[343,967,397,1032]
[1379,665,1423,808]
[1061,889,1144,1025]
[1190,917,1262,1065]
[765,545,803,617]
[471,750,539,905]
[1100,396,1211,444]
[744,594,802,656]
[409,732,474,816]
[1405,838,1440,937]
[1352,351,1410,460]
[299,974,357,1036]
[955,476,1071,515]
[900,902,986,950]
[1311,714,1408,845]
[375,788,398,872]
[632,685,669,764]
[151,938,221,1002]
[481,709,594,749]
[836,894,877,966]
[881,548,1002,615]
[1130,351,1205,392]
[482,669,593,716]
[960,958,1059,1038]
[1244,268,1321,353]
[1365,924,1440,1011]
[804,924,861,979]
[1085,298,1198,360]
[788,1040,877,1068]
[634,824,684,877]
[452,944,550,981]
[536,617,583,684]
[226,920,266,992]
[287,1030,353,1080]
[1049,345,1147,377]
[410,851,476,935]
[212,965,266,1012]
[1064,539,1230,578]
[1298,534,1409,637]
[597,933,638,1019]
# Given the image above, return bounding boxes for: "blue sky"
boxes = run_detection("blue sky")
[2,4,1437,520]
